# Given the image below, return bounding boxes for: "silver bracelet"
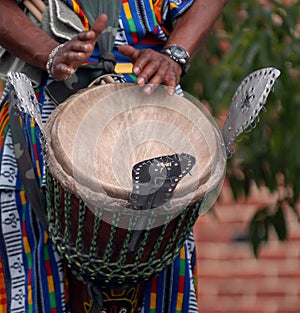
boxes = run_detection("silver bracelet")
[46,44,64,78]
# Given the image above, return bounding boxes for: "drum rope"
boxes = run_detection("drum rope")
[54,179,63,242]
[101,211,121,265]
[159,208,188,261]
[47,175,202,285]
[75,200,87,253]
[117,215,139,267]
[63,189,72,251]
[88,212,102,260]
[139,216,170,265]
[130,212,157,261]
[148,209,187,266]
[162,202,202,260]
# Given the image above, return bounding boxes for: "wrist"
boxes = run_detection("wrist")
[160,44,190,76]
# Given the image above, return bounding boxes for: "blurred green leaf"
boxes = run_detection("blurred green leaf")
[249,207,271,257]
[272,205,287,241]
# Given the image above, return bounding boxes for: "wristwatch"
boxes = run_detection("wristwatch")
[161,45,190,75]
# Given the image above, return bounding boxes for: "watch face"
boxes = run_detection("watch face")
[173,47,186,59]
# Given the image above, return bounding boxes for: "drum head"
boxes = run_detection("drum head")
[45,84,226,216]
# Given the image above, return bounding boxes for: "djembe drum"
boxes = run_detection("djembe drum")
[44,83,226,312]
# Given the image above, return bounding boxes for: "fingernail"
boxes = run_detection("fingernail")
[133,66,141,75]
[137,77,145,85]
[168,87,175,96]
[63,66,70,74]
[67,67,74,75]
[70,68,77,75]
[143,85,152,95]
[82,44,89,51]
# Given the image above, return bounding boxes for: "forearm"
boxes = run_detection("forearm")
[166,0,227,59]
[0,0,58,70]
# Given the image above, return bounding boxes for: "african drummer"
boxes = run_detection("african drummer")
[0,0,227,312]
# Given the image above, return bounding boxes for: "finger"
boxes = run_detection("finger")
[145,61,180,95]
[64,40,94,53]
[60,51,88,67]
[132,49,155,75]
[118,45,142,73]
[53,48,86,70]
[118,45,139,60]
[57,35,96,68]
[76,14,108,42]
[142,66,169,95]
[136,53,168,87]
[91,14,108,37]
[137,60,161,84]
[143,84,160,95]
[51,62,76,80]
[149,64,179,86]
[152,71,177,95]
[134,60,165,95]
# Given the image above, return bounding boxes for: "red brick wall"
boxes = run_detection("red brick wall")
[194,181,300,313]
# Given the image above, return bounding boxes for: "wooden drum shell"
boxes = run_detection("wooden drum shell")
[44,83,226,287]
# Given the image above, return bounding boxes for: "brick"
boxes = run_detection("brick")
[277,268,300,279]
[217,289,246,297]
[195,242,253,260]
[277,311,300,313]
[213,203,258,224]
[258,241,300,260]
[256,290,287,298]
[198,295,270,313]
[194,221,240,242]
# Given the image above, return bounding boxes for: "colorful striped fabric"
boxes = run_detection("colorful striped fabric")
[0,240,8,312]
[0,100,9,154]
[62,0,89,30]
[0,88,67,313]
[141,233,198,313]
[1,1,198,312]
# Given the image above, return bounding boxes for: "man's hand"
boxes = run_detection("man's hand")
[50,14,108,80]
[118,45,182,95]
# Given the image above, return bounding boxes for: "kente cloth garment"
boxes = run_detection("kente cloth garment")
[0,0,198,312]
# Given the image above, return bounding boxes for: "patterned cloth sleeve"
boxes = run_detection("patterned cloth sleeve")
[154,0,194,31]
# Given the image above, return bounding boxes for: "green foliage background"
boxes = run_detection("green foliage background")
[182,0,300,255]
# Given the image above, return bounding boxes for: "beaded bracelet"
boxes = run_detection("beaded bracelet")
[46,44,64,78]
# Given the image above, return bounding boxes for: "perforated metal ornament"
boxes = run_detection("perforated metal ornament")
[221,67,281,156]
[129,153,196,210]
